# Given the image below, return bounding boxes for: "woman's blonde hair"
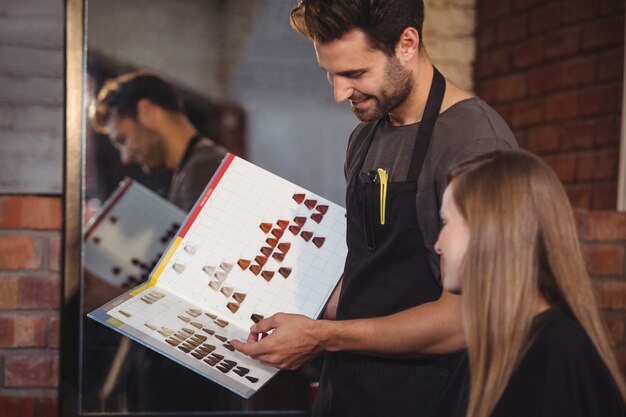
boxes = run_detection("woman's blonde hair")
[448,150,626,417]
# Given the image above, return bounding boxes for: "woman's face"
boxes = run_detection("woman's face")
[435,183,470,294]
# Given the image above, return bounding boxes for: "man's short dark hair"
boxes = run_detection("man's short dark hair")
[91,70,183,133]
[290,0,425,56]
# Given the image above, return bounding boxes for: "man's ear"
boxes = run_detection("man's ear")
[395,27,420,62]
[136,98,158,127]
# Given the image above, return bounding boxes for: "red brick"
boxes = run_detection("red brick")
[513,0,541,11]
[578,85,620,117]
[478,79,498,103]
[575,152,595,182]
[591,184,618,211]
[597,48,625,82]
[584,211,626,241]
[566,186,591,209]
[14,315,47,347]
[0,197,62,230]
[511,99,543,128]
[563,0,600,24]
[497,13,528,45]
[530,3,562,34]
[595,117,621,147]
[513,38,543,69]
[582,244,624,275]
[582,15,624,50]
[593,150,620,181]
[562,120,594,151]
[48,315,59,348]
[561,58,596,89]
[477,49,512,79]
[0,277,19,309]
[599,0,625,15]
[543,27,581,60]
[545,154,577,183]
[526,126,561,153]
[496,73,528,102]
[528,65,562,96]
[594,280,626,309]
[5,354,59,388]
[0,315,15,347]
[478,25,497,50]
[17,277,60,310]
[41,397,58,417]
[545,92,579,121]
[0,236,43,270]
[480,0,512,23]
[603,314,625,347]
[0,396,36,417]
[49,236,61,272]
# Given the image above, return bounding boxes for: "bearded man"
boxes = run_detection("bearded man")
[233,1,518,416]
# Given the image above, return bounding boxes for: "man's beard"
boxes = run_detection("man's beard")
[350,57,413,122]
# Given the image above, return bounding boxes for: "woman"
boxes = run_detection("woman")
[432,150,626,417]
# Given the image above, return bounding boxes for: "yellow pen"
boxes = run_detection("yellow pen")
[377,168,388,225]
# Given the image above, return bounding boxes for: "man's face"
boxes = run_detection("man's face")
[106,115,165,175]
[314,29,413,122]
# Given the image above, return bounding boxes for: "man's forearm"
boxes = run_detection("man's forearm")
[317,290,465,356]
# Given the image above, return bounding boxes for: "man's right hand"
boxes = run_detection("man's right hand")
[231,313,328,370]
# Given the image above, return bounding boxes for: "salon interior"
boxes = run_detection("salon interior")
[0,0,625,416]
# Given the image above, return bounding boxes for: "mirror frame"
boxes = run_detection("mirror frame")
[61,0,310,415]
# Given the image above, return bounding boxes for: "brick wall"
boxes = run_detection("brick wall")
[0,0,64,416]
[579,210,626,371]
[0,197,61,416]
[476,0,624,210]
[476,0,626,376]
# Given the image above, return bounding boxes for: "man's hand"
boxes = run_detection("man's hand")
[231,313,326,370]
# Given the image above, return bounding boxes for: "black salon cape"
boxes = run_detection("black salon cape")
[430,308,626,417]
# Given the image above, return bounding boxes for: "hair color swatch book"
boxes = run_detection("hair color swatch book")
[89,154,348,398]
[84,179,186,288]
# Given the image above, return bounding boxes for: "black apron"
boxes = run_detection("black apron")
[314,68,461,417]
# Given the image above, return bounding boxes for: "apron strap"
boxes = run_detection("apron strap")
[407,67,446,182]
[349,119,384,183]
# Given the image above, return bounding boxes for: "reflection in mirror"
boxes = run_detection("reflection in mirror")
[78,0,352,414]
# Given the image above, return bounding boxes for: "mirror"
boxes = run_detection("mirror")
[63,0,355,415]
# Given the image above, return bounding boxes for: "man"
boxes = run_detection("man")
[92,70,226,212]
[88,71,238,411]
[232,1,518,416]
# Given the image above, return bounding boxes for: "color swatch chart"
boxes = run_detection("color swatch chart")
[89,154,347,398]
[84,179,185,287]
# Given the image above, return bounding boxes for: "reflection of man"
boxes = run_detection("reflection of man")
[87,71,239,411]
[233,1,517,416]
[92,70,226,212]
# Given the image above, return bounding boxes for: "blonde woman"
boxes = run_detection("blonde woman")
[432,150,626,417]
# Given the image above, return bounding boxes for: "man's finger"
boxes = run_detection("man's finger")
[251,314,279,334]
[231,337,271,357]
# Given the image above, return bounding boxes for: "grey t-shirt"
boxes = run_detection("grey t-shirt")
[168,141,228,212]
[345,97,518,283]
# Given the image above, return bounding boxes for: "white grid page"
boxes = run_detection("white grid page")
[158,157,347,328]
[106,286,276,391]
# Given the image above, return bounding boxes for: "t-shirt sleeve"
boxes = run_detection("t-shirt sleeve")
[173,147,226,212]
[433,136,517,204]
